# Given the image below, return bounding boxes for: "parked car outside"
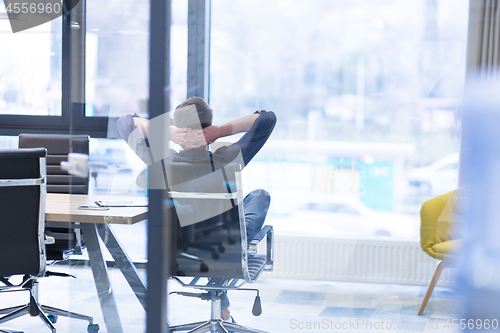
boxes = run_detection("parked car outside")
[408,153,459,195]
[270,195,418,238]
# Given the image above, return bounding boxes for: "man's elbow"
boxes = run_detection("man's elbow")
[266,111,277,127]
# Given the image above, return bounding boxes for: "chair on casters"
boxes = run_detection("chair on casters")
[131,135,212,273]
[0,148,98,333]
[166,160,274,333]
[19,134,90,261]
[18,134,98,331]
[418,189,462,315]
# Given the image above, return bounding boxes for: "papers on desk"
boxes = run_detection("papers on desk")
[95,200,148,208]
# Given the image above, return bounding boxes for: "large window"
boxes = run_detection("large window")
[85,1,149,118]
[0,0,107,136]
[0,7,61,116]
[85,0,187,119]
[211,0,469,239]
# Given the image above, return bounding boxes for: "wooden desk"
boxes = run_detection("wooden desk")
[46,193,148,224]
[46,193,149,333]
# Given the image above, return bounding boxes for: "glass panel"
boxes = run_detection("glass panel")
[65,0,152,331]
[170,0,188,109]
[0,2,62,116]
[85,0,150,118]
[88,138,147,196]
[211,0,469,239]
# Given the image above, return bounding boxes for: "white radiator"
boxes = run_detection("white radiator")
[263,235,456,287]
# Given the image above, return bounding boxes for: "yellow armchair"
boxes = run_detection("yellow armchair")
[418,189,462,315]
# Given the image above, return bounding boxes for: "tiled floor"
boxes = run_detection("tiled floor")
[0,263,462,333]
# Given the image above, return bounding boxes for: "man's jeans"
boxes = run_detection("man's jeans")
[221,189,270,310]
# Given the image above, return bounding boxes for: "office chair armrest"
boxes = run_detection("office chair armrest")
[45,234,56,245]
[248,225,273,255]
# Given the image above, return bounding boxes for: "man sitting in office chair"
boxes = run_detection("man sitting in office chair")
[117,97,276,321]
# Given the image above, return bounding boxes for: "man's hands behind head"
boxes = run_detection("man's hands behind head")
[178,128,208,150]
[202,125,220,145]
[170,125,222,150]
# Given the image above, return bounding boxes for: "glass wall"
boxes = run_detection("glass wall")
[210,0,469,239]
[0,0,178,331]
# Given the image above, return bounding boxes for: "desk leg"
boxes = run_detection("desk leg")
[81,223,124,333]
[96,223,147,311]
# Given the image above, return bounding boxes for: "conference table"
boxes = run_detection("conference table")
[45,193,150,333]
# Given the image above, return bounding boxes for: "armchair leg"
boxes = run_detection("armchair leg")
[418,260,446,315]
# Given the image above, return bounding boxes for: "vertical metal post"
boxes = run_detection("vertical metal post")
[147,0,172,332]
[187,0,211,100]
[61,1,72,124]
[62,0,86,130]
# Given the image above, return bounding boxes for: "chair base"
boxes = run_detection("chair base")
[170,319,269,333]
[0,293,95,333]
[0,302,56,333]
[170,279,268,333]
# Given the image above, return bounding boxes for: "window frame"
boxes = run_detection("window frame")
[0,0,109,138]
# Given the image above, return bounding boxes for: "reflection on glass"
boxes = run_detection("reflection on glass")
[88,138,147,196]
[0,12,62,116]
[85,0,150,118]
[211,0,469,238]
[85,0,187,118]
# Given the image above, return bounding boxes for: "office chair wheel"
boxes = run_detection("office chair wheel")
[211,249,220,260]
[200,263,209,272]
[48,314,58,323]
[87,323,100,333]
[218,245,225,253]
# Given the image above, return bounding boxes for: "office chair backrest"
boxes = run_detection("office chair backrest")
[19,134,90,260]
[19,134,90,194]
[167,159,241,229]
[0,148,47,278]
[167,159,265,281]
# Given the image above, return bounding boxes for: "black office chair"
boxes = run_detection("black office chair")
[0,148,98,333]
[166,160,274,333]
[19,134,90,261]
[125,125,216,272]
[17,134,97,328]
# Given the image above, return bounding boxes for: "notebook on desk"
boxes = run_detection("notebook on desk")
[95,200,148,207]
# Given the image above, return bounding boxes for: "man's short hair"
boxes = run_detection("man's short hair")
[174,97,213,129]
